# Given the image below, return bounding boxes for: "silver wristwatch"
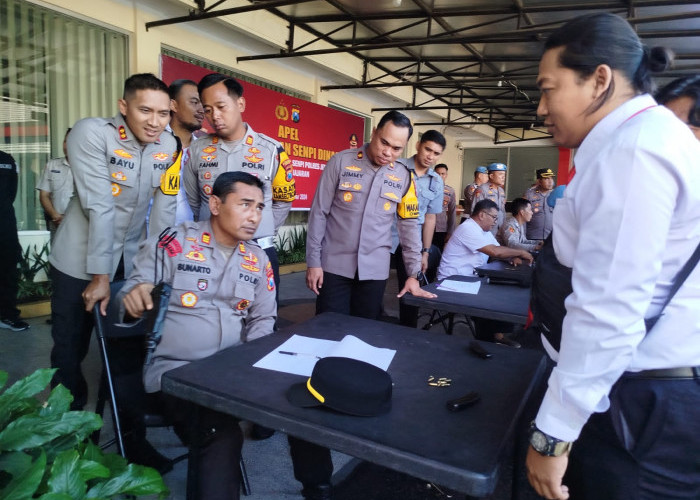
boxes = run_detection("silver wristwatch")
[529,421,573,457]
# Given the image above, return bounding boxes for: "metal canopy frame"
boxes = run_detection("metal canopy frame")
[146,1,700,142]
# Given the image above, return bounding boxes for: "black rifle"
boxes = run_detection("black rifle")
[144,228,177,367]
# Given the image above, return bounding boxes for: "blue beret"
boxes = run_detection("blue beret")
[487,162,507,172]
[475,166,488,174]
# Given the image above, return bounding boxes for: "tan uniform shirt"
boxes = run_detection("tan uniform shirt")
[36,157,73,214]
[498,216,539,252]
[471,182,506,236]
[183,124,295,245]
[462,182,480,216]
[123,220,277,392]
[50,114,178,280]
[307,145,422,280]
[524,185,553,240]
[436,184,457,234]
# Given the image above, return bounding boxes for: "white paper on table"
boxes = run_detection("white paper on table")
[253,334,396,376]
[437,279,481,294]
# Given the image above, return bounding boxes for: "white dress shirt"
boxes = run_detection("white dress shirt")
[437,218,497,280]
[537,94,700,442]
[175,144,194,225]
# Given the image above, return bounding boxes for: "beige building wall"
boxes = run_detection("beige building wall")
[39,0,479,155]
[40,0,529,205]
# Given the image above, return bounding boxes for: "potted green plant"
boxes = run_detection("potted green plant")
[17,244,52,304]
[0,368,168,499]
[275,225,307,267]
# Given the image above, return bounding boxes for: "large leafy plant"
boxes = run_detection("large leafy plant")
[0,368,168,499]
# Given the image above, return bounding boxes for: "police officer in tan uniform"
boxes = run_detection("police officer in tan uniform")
[462,165,488,219]
[37,128,73,238]
[498,197,543,252]
[471,162,507,235]
[48,73,178,412]
[524,167,555,240]
[298,111,436,500]
[433,163,456,250]
[122,171,275,500]
[306,111,435,320]
[183,73,295,291]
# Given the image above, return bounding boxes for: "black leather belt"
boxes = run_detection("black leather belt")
[623,367,700,380]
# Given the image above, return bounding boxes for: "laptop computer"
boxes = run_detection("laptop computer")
[474,260,533,287]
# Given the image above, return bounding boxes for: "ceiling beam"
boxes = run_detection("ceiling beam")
[372,103,538,111]
[281,1,699,23]
[145,0,316,30]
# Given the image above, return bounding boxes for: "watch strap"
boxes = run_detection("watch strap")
[529,421,572,457]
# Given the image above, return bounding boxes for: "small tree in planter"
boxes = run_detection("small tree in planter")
[0,368,168,499]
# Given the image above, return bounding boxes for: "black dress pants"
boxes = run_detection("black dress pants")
[315,271,386,320]
[290,270,387,491]
[49,266,95,409]
[395,244,420,327]
[159,392,243,500]
[564,375,700,500]
[471,317,513,342]
[0,231,21,321]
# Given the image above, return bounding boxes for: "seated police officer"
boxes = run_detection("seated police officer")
[121,171,276,500]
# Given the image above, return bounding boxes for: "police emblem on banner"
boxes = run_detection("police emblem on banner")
[275,103,289,121]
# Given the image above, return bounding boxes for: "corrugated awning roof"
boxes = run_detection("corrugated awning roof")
[147,0,700,142]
